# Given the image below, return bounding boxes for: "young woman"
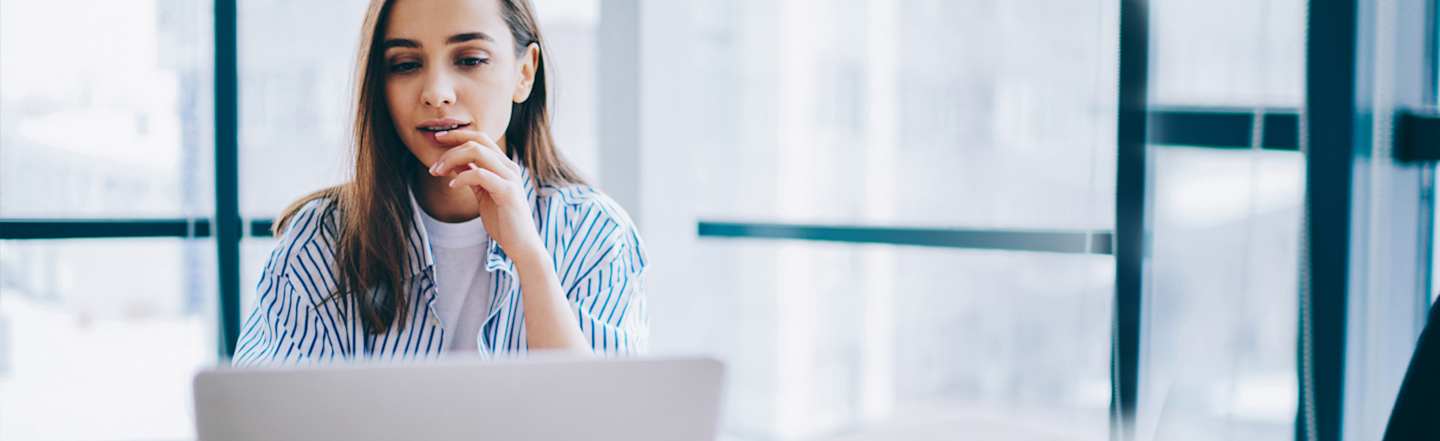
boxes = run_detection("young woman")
[233,0,648,365]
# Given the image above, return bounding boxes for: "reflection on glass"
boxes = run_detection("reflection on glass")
[0,0,213,217]
[1142,147,1303,441]
[0,240,216,440]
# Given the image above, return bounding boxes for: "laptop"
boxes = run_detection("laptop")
[193,355,726,441]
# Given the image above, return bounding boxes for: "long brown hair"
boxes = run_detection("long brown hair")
[275,0,583,335]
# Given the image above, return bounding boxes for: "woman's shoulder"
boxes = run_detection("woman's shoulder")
[277,195,341,236]
[537,182,637,231]
[536,181,647,266]
[266,193,343,277]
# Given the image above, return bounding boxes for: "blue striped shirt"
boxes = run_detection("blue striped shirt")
[233,166,649,366]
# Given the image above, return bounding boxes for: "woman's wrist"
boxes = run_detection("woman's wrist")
[507,238,552,271]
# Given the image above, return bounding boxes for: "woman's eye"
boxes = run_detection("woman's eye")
[389,61,421,74]
[457,56,489,67]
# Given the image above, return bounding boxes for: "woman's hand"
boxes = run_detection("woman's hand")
[428,130,543,261]
[428,130,592,354]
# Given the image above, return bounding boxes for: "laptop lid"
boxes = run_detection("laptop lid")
[193,355,725,441]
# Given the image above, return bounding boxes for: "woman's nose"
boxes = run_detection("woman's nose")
[421,75,456,107]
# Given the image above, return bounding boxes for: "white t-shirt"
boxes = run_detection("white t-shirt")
[416,205,493,352]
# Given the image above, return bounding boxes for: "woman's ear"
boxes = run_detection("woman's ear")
[512,43,540,103]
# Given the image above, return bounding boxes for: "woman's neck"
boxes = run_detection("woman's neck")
[414,171,481,223]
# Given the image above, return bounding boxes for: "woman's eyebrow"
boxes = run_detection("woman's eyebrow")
[446,32,493,44]
[381,32,491,50]
[382,38,420,50]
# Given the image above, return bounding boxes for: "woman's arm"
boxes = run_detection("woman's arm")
[516,215,649,355]
[511,244,592,353]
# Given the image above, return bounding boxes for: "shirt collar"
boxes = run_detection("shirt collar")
[404,164,538,278]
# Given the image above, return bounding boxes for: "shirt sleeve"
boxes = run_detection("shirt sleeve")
[564,218,650,356]
[231,203,342,366]
[232,264,339,366]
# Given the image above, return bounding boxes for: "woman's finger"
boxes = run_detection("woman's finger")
[435,128,498,149]
[429,141,519,181]
[449,163,513,196]
[428,138,483,175]
[435,129,520,172]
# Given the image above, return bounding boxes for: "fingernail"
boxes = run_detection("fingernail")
[448,179,456,188]
[435,131,448,138]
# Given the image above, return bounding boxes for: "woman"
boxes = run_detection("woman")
[233,0,647,365]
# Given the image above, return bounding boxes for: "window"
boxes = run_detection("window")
[0,240,216,440]
[0,1,215,439]
[237,0,367,219]
[0,0,213,218]
[1140,1,1306,439]
[1143,147,1303,439]
[1149,0,1304,108]
[638,0,1118,438]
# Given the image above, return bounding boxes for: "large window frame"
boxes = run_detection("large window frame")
[1,1,1437,440]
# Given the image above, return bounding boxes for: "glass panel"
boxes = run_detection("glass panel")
[237,0,369,218]
[0,0,213,217]
[238,0,600,218]
[661,241,1112,440]
[1140,147,1303,440]
[1149,0,1306,107]
[0,239,216,440]
[639,0,1119,438]
[681,0,1117,230]
[533,0,602,181]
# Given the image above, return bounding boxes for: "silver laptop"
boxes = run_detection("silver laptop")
[193,355,725,441]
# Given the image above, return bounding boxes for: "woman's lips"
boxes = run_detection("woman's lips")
[423,129,449,146]
[416,119,471,131]
[419,122,471,146]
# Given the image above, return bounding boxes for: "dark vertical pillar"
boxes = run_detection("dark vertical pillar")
[1113,1,1150,439]
[214,0,241,360]
[1300,1,1359,440]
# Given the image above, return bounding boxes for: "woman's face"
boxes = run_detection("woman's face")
[381,0,538,168]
